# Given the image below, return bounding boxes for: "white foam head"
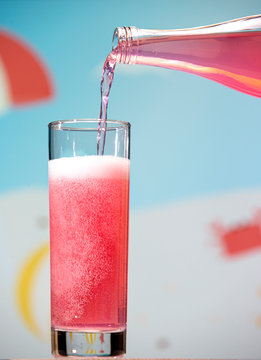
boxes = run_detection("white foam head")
[49,155,130,179]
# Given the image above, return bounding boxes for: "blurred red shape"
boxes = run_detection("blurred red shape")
[222,224,261,255]
[212,212,261,256]
[0,29,53,105]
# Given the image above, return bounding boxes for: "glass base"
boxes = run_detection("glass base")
[51,328,126,357]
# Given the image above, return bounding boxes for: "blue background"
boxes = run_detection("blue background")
[1,1,261,359]
[0,0,260,208]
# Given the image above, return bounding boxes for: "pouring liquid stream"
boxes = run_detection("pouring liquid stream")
[97,55,116,156]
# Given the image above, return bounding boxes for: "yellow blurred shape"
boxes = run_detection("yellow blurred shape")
[15,241,49,339]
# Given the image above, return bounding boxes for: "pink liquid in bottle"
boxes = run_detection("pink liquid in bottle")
[133,31,261,98]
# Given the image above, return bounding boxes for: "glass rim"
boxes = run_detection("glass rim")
[48,119,130,131]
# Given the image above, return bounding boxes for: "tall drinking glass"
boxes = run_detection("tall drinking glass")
[49,119,130,357]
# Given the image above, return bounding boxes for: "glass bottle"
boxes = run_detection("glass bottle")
[111,14,261,97]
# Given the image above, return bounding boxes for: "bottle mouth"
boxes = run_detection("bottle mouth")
[111,27,137,64]
[112,28,119,51]
[112,27,130,51]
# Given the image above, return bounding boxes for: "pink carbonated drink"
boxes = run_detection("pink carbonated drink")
[49,154,129,356]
